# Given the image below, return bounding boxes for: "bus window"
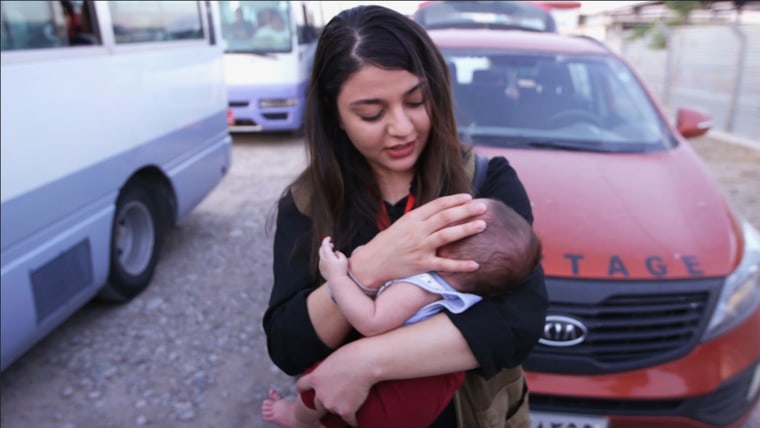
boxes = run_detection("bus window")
[253,7,290,51]
[0,0,100,50]
[219,1,292,53]
[62,1,99,46]
[109,0,204,44]
[1,1,64,50]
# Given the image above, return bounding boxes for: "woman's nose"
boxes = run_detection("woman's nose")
[387,106,414,138]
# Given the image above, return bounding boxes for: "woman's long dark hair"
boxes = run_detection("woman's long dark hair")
[288,5,472,274]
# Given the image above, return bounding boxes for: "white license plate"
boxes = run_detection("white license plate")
[530,411,609,428]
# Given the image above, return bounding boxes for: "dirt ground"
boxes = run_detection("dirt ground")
[689,135,760,231]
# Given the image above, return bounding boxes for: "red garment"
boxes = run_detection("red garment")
[300,362,464,428]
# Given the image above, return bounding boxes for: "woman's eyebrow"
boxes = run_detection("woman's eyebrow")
[349,83,423,107]
[350,98,382,107]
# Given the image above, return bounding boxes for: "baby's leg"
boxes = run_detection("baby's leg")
[261,388,325,428]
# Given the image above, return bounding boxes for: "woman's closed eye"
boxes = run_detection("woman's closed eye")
[407,98,426,107]
[358,98,427,122]
[360,110,383,122]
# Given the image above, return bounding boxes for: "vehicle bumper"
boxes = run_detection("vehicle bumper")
[527,304,760,427]
[227,82,306,133]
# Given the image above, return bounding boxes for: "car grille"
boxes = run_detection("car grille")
[525,277,722,374]
[233,119,257,126]
[554,292,709,363]
[262,112,288,120]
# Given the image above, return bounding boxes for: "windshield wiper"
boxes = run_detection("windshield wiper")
[459,131,612,152]
[525,140,613,152]
[460,130,654,153]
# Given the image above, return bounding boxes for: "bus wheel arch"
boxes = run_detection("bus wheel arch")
[99,171,175,302]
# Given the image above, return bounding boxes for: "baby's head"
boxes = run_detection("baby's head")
[438,198,541,297]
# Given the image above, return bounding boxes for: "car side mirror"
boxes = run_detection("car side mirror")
[676,107,712,139]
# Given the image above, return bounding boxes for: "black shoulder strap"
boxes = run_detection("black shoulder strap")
[472,153,489,196]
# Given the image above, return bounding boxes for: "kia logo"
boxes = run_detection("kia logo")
[539,315,587,347]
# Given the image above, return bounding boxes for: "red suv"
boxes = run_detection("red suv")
[429,27,760,428]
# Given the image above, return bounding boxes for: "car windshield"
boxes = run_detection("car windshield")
[219,1,292,54]
[414,1,556,33]
[440,48,674,152]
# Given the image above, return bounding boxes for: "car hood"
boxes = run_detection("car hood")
[475,143,742,280]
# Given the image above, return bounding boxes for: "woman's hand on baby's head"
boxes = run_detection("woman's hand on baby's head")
[349,194,487,285]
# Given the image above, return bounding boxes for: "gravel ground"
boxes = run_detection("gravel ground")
[0,132,757,428]
[689,135,760,230]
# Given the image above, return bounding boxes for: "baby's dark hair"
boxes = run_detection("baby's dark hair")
[438,199,542,297]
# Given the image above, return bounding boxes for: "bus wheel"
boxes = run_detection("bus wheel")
[99,180,162,302]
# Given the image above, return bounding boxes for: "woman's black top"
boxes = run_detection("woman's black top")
[263,156,548,426]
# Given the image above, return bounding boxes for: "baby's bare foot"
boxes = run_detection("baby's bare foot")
[262,389,314,428]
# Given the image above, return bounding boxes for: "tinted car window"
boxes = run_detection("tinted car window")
[109,1,203,44]
[413,1,556,32]
[442,48,672,152]
[1,0,100,51]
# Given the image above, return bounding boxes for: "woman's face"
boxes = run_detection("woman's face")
[336,66,430,180]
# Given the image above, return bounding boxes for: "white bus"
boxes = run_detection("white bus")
[0,0,232,371]
[218,0,322,132]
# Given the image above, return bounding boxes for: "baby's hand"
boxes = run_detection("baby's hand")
[319,237,348,280]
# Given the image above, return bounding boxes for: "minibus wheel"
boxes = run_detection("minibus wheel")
[99,179,162,302]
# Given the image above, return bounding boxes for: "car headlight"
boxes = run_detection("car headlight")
[702,220,760,342]
[259,98,298,108]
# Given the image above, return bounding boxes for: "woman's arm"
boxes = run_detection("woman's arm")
[296,313,476,426]
[264,193,353,375]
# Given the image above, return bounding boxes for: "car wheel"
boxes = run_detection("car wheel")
[99,180,163,302]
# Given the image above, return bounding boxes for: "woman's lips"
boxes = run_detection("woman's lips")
[386,141,415,159]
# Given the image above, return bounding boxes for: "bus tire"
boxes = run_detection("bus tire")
[99,180,163,302]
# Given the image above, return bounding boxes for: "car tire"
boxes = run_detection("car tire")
[99,179,163,302]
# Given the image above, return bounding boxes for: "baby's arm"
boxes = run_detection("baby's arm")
[319,237,440,337]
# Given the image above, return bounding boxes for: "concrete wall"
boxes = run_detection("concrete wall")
[617,24,760,142]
